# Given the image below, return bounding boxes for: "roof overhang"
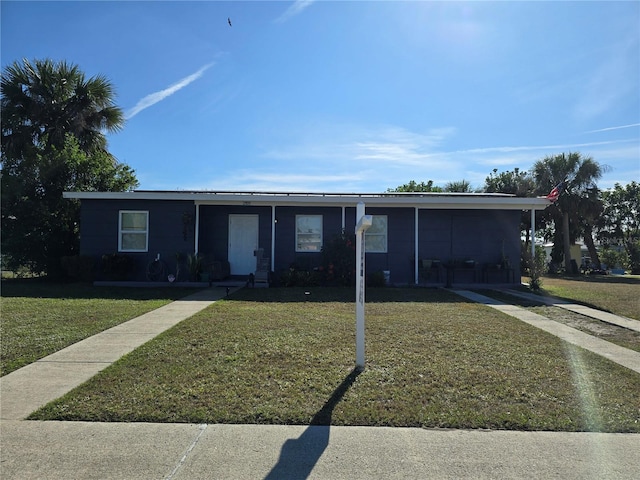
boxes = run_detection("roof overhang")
[63,190,551,211]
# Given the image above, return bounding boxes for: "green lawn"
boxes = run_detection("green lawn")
[30,287,640,432]
[1,280,195,376]
[533,274,640,320]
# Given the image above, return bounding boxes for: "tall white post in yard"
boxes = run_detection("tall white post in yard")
[355,202,373,370]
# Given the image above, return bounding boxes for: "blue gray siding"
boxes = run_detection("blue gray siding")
[79,199,195,280]
[77,200,522,284]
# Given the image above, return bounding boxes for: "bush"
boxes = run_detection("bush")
[367,270,386,287]
[600,247,627,271]
[321,232,356,286]
[60,255,95,282]
[528,245,546,292]
[102,253,134,280]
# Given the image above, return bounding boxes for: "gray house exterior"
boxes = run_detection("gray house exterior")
[63,191,550,286]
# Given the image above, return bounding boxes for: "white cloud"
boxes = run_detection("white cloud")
[125,63,214,120]
[274,0,315,24]
[584,123,640,134]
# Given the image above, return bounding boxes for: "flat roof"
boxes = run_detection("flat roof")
[63,190,551,210]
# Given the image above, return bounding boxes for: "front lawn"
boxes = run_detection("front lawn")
[534,275,640,320]
[30,287,640,432]
[1,280,195,375]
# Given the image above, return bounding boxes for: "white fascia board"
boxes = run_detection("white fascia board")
[63,191,551,210]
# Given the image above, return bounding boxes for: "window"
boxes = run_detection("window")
[365,215,387,253]
[119,211,148,252]
[296,215,322,252]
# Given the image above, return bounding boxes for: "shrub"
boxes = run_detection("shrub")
[528,245,546,292]
[321,232,356,286]
[600,247,627,271]
[367,270,386,287]
[60,255,95,282]
[102,253,134,280]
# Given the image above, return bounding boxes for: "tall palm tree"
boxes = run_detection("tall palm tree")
[532,152,606,273]
[1,58,131,277]
[1,58,124,159]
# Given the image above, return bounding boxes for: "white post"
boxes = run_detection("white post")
[414,207,419,285]
[530,208,536,264]
[355,202,372,370]
[271,205,276,272]
[194,203,200,254]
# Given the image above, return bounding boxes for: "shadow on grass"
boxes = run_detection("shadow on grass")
[0,279,197,301]
[545,274,640,286]
[264,368,362,480]
[230,286,469,304]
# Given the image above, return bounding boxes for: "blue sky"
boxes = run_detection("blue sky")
[2,1,639,192]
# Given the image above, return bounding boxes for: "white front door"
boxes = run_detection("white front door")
[228,215,259,275]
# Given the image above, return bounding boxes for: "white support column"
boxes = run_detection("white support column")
[355,202,372,370]
[341,206,346,232]
[271,205,276,272]
[194,203,200,254]
[530,208,536,262]
[415,207,419,285]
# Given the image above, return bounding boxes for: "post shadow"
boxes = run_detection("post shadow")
[263,367,362,480]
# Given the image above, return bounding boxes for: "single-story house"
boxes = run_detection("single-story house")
[63,190,551,286]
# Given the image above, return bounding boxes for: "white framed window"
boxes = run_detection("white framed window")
[365,215,387,253]
[118,210,148,252]
[296,215,323,252]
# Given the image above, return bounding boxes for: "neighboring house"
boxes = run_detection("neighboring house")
[63,190,550,285]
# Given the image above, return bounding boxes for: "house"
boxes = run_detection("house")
[63,190,550,285]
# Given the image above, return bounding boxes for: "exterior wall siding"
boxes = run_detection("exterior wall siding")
[198,205,273,263]
[78,200,522,284]
[274,206,343,272]
[79,199,195,280]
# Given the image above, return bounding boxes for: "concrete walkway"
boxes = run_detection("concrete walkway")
[1,286,639,479]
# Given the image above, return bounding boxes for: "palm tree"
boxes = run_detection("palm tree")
[532,152,606,273]
[1,58,124,159]
[1,58,131,277]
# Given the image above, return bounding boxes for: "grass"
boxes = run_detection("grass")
[532,274,640,321]
[478,289,640,353]
[30,287,640,432]
[0,279,195,376]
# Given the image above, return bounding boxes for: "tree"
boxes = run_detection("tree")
[387,180,443,192]
[1,58,123,157]
[1,59,137,277]
[443,179,473,193]
[484,168,539,267]
[599,182,640,274]
[532,152,606,273]
[484,168,535,197]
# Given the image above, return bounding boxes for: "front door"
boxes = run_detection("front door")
[228,215,259,275]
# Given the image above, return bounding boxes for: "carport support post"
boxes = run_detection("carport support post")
[355,202,372,370]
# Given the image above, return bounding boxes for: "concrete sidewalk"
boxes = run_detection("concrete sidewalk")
[1,286,639,479]
[1,421,638,479]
